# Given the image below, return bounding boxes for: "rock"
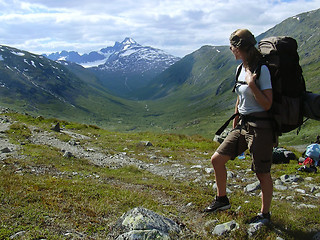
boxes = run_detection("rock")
[295,189,306,194]
[1,147,11,153]
[116,229,170,240]
[245,181,260,192]
[68,140,80,146]
[227,171,235,178]
[212,220,239,236]
[10,231,26,239]
[63,151,74,158]
[205,168,214,174]
[137,141,153,147]
[51,123,61,132]
[297,204,317,209]
[247,222,266,236]
[280,174,302,184]
[191,165,202,169]
[274,185,288,191]
[109,207,181,239]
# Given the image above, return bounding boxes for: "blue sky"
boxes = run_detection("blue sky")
[0,0,319,57]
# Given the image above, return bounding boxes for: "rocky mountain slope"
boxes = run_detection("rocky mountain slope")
[0,44,144,129]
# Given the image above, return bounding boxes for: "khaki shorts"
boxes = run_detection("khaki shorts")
[216,122,274,173]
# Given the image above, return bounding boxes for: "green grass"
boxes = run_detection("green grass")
[0,112,319,239]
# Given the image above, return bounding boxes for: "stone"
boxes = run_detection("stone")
[212,220,239,236]
[63,151,74,158]
[205,168,214,174]
[10,231,26,239]
[227,171,235,178]
[137,141,153,147]
[276,236,285,240]
[305,177,314,181]
[247,222,265,236]
[295,189,306,194]
[245,181,260,192]
[297,204,317,209]
[116,229,170,240]
[1,147,11,153]
[109,207,181,239]
[191,165,202,169]
[51,123,61,132]
[280,174,302,184]
[274,185,288,191]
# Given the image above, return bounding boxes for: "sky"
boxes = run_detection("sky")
[0,0,319,57]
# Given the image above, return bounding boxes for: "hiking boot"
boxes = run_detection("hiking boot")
[203,196,231,213]
[247,212,271,225]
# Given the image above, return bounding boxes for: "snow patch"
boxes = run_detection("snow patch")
[6,66,13,71]
[58,56,67,61]
[11,51,25,56]
[0,55,3,61]
[31,60,36,68]
[120,49,136,57]
[80,58,108,68]
[293,16,300,21]
[24,59,30,65]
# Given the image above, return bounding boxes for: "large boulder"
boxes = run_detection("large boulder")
[109,207,182,239]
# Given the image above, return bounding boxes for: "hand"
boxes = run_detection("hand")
[245,69,257,87]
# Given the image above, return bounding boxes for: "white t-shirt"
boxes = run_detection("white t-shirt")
[235,65,272,115]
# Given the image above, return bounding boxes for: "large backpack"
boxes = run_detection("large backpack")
[257,36,306,135]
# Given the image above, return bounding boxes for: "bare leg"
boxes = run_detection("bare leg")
[256,172,273,213]
[211,152,230,196]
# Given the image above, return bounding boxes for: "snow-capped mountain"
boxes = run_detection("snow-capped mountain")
[44,37,179,70]
[45,38,180,98]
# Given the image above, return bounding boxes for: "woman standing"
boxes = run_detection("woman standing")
[204,29,274,224]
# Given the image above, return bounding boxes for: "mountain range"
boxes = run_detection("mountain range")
[0,8,319,143]
[44,38,180,97]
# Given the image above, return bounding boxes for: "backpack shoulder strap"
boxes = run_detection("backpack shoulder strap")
[232,62,264,92]
[232,63,244,92]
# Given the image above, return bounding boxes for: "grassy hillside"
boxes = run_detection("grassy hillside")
[0,45,151,132]
[0,111,319,239]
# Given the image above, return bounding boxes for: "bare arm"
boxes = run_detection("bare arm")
[233,97,240,128]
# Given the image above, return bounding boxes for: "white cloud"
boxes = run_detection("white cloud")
[0,0,319,57]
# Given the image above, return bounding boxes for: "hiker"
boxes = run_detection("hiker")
[204,29,274,224]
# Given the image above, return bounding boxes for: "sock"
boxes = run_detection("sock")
[261,212,270,219]
[217,195,229,202]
